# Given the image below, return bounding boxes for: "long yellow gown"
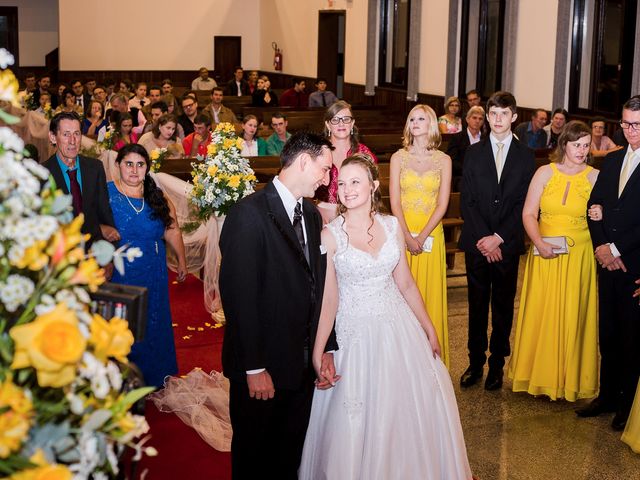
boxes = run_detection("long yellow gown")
[622,380,640,453]
[398,148,449,368]
[508,163,598,401]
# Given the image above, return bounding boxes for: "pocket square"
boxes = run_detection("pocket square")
[319,245,327,254]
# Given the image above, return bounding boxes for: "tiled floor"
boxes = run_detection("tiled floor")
[446,254,640,479]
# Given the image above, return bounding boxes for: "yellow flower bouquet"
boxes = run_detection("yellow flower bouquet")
[149,147,168,173]
[0,49,154,479]
[189,122,256,220]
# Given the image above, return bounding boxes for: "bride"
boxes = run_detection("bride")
[299,154,472,479]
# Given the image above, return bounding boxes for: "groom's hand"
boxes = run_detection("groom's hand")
[247,371,275,400]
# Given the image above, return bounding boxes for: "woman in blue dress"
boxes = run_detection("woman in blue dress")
[108,143,187,387]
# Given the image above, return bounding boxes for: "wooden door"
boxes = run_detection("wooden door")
[317,11,345,95]
[214,36,241,84]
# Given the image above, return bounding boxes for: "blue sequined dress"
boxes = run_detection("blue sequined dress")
[108,181,178,387]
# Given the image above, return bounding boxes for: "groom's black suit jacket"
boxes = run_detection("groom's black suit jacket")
[220,181,338,391]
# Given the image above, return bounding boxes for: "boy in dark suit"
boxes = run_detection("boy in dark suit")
[458,91,535,390]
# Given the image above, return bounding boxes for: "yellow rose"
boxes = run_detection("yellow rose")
[0,376,33,415]
[10,303,87,387]
[207,165,218,177]
[207,143,217,156]
[90,315,134,363]
[228,175,241,189]
[0,411,30,459]
[235,138,244,149]
[69,257,104,292]
[0,69,19,106]
[9,450,72,480]
[223,138,234,150]
[245,174,256,182]
[150,150,160,161]
[104,130,111,140]
[13,240,48,271]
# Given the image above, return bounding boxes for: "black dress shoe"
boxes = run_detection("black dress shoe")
[575,397,616,418]
[460,366,483,388]
[484,369,503,391]
[611,410,630,431]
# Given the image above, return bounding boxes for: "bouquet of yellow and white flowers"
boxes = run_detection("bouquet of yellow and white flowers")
[149,147,168,173]
[189,122,256,220]
[42,103,54,120]
[0,49,154,480]
[97,129,115,153]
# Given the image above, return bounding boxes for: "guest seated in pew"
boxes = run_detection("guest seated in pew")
[315,100,378,222]
[202,87,239,130]
[390,104,452,367]
[514,109,548,149]
[265,112,291,156]
[447,106,485,192]
[280,77,309,108]
[162,93,181,116]
[178,94,199,136]
[113,112,139,152]
[141,101,183,138]
[34,74,58,109]
[182,114,212,157]
[192,67,217,91]
[118,78,134,99]
[225,66,250,97]
[33,91,51,117]
[590,117,622,156]
[82,100,109,140]
[544,108,569,149]
[251,75,278,107]
[128,82,150,111]
[438,96,463,134]
[54,88,84,117]
[248,70,259,94]
[308,78,338,108]
[138,113,184,157]
[240,114,267,157]
[92,84,108,106]
[161,78,173,95]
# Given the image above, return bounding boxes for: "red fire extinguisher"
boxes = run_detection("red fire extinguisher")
[272,42,283,71]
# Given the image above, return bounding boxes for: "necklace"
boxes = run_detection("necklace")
[118,180,145,214]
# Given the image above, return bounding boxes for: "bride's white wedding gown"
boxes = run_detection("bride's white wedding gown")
[299,214,472,480]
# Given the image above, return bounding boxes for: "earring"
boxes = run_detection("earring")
[350,127,354,135]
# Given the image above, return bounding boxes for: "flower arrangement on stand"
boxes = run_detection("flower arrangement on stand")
[0,49,154,480]
[189,122,257,324]
[149,148,168,173]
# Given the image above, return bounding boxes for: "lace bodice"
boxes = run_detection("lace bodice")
[398,149,443,216]
[325,215,404,347]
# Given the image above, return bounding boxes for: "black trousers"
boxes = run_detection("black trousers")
[228,370,315,480]
[465,252,520,371]
[598,268,640,412]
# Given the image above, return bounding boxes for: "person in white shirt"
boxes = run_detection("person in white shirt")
[191,67,217,91]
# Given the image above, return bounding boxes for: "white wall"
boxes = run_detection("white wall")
[0,0,58,66]
[58,0,261,70]
[419,0,449,96]
[512,0,559,109]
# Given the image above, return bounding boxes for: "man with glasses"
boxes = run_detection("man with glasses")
[266,113,291,155]
[582,95,640,432]
[178,94,199,136]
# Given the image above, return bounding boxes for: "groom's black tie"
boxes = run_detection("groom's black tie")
[293,202,305,249]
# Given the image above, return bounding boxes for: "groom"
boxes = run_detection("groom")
[220,132,338,479]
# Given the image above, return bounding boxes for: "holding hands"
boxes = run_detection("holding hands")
[313,352,341,390]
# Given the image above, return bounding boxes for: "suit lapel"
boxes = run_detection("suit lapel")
[481,139,500,186]
[48,158,69,194]
[303,200,318,270]
[499,140,518,185]
[616,150,640,201]
[264,182,313,277]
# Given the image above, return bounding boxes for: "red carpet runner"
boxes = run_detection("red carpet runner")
[134,272,231,479]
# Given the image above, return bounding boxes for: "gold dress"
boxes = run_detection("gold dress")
[398,149,449,368]
[508,164,598,401]
[622,380,640,453]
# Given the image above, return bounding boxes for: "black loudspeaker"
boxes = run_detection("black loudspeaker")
[89,282,148,342]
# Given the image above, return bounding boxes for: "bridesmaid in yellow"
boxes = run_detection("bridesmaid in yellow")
[622,379,640,453]
[390,104,452,368]
[508,121,599,401]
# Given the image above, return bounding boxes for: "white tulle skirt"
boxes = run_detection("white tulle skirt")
[299,299,472,480]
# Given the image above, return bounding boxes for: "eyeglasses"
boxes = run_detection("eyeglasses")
[182,102,196,109]
[620,121,640,131]
[329,116,354,125]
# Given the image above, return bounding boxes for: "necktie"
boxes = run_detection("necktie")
[321,92,326,107]
[68,168,83,216]
[76,97,81,106]
[619,151,636,197]
[495,142,505,181]
[293,202,305,249]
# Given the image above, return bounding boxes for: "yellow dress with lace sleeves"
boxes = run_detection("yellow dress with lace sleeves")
[508,163,598,401]
[399,149,449,368]
[622,380,640,453]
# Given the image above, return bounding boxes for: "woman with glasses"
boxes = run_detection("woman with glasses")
[389,105,452,368]
[590,117,622,156]
[315,100,377,222]
[438,96,463,134]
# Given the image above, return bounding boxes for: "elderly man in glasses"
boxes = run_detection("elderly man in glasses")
[582,95,640,432]
[266,113,291,155]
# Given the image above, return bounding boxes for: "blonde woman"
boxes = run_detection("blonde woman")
[438,96,463,134]
[390,104,452,367]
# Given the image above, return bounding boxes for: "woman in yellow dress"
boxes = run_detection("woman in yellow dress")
[622,379,640,453]
[508,121,599,401]
[390,104,452,367]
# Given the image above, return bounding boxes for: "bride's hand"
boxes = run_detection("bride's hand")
[424,327,441,359]
[314,352,341,390]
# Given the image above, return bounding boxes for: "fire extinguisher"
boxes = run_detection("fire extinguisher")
[272,42,283,71]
